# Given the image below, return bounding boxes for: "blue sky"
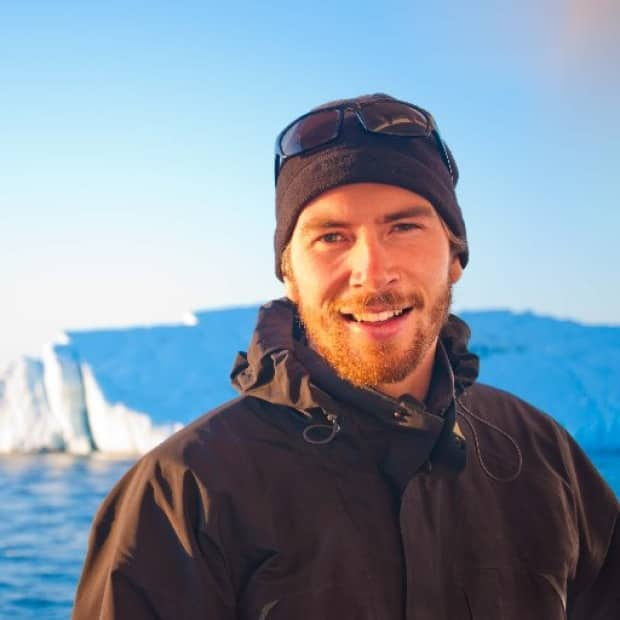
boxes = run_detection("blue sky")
[1,0,619,369]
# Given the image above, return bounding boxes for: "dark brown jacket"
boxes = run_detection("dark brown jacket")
[73,299,619,619]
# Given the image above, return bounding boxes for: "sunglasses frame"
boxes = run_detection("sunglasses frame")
[274,97,454,185]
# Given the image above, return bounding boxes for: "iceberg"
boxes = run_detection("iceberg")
[0,307,618,454]
[0,357,62,452]
[42,344,93,454]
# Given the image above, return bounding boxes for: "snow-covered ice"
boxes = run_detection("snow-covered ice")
[0,307,618,454]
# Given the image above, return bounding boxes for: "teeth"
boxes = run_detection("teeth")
[350,308,405,323]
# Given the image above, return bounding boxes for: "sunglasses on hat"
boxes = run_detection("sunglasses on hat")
[274,97,455,185]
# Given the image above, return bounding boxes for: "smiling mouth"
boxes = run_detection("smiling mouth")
[339,307,413,323]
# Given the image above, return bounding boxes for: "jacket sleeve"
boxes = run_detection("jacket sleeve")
[72,453,237,620]
[563,435,620,619]
[568,516,619,619]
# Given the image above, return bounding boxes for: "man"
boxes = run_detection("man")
[73,94,619,619]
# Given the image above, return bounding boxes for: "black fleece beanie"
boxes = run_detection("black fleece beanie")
[274,93,468,280]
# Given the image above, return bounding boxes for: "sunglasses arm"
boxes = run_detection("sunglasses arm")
[433,132,455,185]
[274,154,281,185]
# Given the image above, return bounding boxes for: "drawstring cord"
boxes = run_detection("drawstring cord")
[456,397,523,482]
[302,413,341,445]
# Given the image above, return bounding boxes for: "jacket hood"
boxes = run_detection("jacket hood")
[232,298,478,408]
[231,298,479,485]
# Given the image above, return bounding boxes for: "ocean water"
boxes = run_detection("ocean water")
[0,455,135,620]
[1,452,618,619]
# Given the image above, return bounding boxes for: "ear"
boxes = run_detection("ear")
[449,256,463,284]
[283,274,299,303]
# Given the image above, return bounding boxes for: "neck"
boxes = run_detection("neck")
[375,337,439,402]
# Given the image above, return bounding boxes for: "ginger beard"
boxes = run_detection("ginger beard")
[291,276,453,388]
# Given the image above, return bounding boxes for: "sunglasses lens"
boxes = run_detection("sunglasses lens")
[361,101,430,136]
[279,109,341,156]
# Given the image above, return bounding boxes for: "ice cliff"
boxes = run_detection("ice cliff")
[1,307,618,454]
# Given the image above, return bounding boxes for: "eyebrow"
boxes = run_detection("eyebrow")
[299,218,351,235]
[381,205,434,223]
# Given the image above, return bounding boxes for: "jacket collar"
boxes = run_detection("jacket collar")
[231,298,479,485]
[231,297,478,424]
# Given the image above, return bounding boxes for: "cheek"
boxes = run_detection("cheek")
[306,276,347,310]
[402,239,442,264]
[291,251,347,304]
[404,251,453,292]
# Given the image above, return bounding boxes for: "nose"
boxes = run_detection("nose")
[348,232,399,290]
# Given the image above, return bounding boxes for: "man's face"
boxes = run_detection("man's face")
[283,182,462,389]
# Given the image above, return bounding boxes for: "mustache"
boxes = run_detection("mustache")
[331,289,424,314]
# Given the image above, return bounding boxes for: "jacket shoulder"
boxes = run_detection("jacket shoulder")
[72,397,260,618]
[86,395,281,570]
[460,381,617,512]
[461,382,570,442]
[137,395,284,481]
[458,385,618,615]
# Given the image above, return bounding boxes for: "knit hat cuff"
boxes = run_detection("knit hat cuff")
[275,145,467,279]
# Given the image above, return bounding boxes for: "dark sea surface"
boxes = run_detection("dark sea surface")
[1,452,618,619]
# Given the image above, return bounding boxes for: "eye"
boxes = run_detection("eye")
[392,222,421,233]
[318,232,346,244]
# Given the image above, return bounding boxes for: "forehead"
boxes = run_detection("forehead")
[295,183,438,232]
